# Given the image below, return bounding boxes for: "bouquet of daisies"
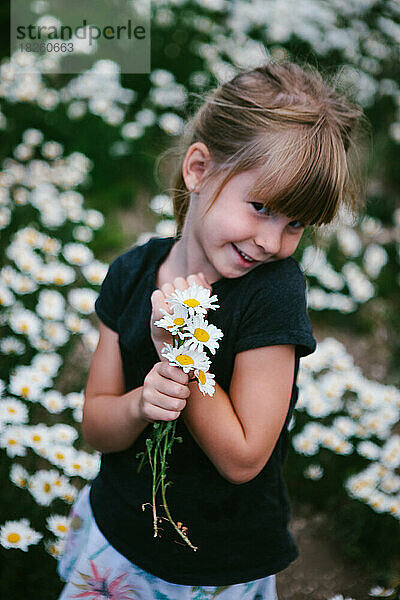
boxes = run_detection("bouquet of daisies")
[136,284,223,551]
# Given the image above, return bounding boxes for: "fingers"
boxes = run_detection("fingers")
[160,273,212,296]
[159,362,189,385]
[151,289,171,318]
[142,362,191,422]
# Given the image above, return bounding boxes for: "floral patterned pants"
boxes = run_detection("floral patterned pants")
[57,485,278,600]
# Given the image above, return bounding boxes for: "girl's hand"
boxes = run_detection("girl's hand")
[139,361,191,422]
[150,272,212,361]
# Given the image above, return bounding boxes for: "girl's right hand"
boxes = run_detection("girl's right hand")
[139,361,190,423]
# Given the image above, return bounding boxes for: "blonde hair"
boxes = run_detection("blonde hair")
[160,60,368,238]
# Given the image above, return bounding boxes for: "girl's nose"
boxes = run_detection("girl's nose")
[255,222,283,256]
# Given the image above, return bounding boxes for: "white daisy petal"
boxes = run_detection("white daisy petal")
[194,368,216,397]
[182,315,223,355]
[0,519,42,551]
[161,343,211,374]
[165,284,219,317]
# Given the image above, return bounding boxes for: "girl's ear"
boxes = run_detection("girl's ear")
[182,142,210,191]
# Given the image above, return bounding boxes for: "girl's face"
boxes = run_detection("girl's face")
[191,167,305,282]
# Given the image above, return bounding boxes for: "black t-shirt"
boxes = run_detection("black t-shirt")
[91,234,316,586]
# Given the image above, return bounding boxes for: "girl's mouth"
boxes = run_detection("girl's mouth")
[231,243,256,266]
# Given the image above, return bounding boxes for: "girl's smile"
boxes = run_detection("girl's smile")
[177,166,306,285]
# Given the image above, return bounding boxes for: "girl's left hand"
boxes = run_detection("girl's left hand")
[150,272,212,362]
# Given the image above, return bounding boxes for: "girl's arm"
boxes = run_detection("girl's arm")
[182,344,295,484]
[83,321,190,453]
[82,321,149,453]
[150,272,295,484]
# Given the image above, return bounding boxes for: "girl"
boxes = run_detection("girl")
[57,61,364,599]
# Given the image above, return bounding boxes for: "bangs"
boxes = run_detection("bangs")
[248,124,348,226]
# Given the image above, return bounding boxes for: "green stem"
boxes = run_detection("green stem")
[159,422,198,551]
[152,441,158,537]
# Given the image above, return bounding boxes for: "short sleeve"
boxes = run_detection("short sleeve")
[234,258,316,358]
[94,255,124,333]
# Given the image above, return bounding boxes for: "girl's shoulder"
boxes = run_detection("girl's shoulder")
[107,235,173,277]
[243,256,306,293]
[95,236,174,332]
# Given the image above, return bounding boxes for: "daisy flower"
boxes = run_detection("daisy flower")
[154,304,189,339]
[369,586,395,597]
[182,315,223,355]
[47,445,74,470]
[10,463,29,489]
[161,343,211,374]
[165,284,219,317]
[0,519,42,551]
[45,537,66,559]
[46,514,70,538]
[304,464,324,480]
[0,398,28,424]
[0,425,26,457]
[50,423,79,445]
[29,469,60,506]
[194,368,216,397]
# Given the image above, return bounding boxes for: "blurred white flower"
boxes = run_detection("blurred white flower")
[0,426,26,457]
[41,390,66,414]
[0,398,28,424]
[36,289,65,321]
[22,128,43,146]
[46,514,70,538]
[0,519,42,551]
[357,440,381,460]
[9,463,29,488]
[29,469,61,506]
[121,121,144,140]
[67,101,87,120]
[337,227,362,257]
[81,209,103,231]
[0,336,26,355]
[363,244,388,278]
[150,69,174,86]
[158,112,184,135]
[150,194,174,216]
[45,537,66,558]
[68,287,97,314]
[62,242,93,266]
[304,464,324,480]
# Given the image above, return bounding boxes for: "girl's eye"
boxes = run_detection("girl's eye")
[251,202,305,229]
[289,220,305,230]
[250,202,271,216]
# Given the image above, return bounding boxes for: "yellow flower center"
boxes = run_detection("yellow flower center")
[9,439,17,445]
[8,533,21,543]
[176,354,194,366]
[32,435,41,442]
[57,524,67,532]
[173,317,185,326]
[73,463,81,470]
[21,386,29,397]
[44,483,51,493]
[8,408,16,413]
[56,453,64,460]
[184,298,200,308]
[198,370,207,385]
[194,328,209,342]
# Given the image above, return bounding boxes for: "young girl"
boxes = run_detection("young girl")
[57,61,364,599]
